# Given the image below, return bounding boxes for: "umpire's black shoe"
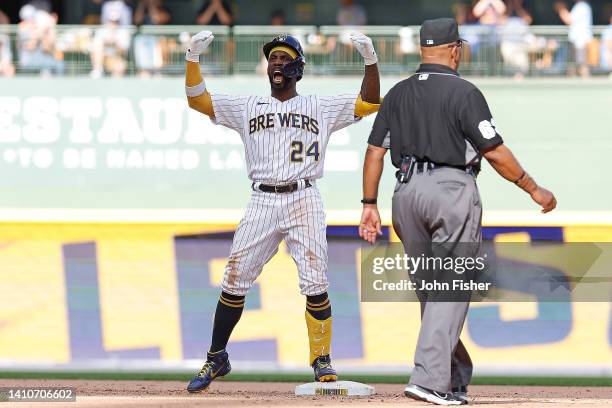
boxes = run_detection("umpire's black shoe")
[187,349,231,393]
[452,385,468,403]
[404,384,467,405]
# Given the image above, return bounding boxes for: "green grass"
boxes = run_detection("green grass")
[0,372,610,386]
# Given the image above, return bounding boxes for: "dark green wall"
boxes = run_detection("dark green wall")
[62,0,612,25]
[210,0,611,26]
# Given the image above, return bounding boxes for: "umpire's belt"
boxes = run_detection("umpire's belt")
[252,179,312,193]
[396,161,478,180]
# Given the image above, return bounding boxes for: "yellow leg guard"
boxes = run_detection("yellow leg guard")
[305,311,332,365]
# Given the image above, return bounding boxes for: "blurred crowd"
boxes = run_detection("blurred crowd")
[0,0,611,78]
[0,0,175,77]
[459,0,611,77]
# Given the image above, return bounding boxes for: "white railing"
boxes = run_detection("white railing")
[0,24,610,77]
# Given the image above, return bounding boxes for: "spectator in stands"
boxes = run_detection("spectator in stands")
[0,6,15,76]
[17,3,64,75]
[602,13,612,72]
[453,2,480,62]
[336,0,367,26]
[335,0,367,59]
[134,0,170,25]
[82,0,104,24]
[306,28,337,57]
[454,3,478,26]
[0,8,10,24]
[90,4,131,77]
[270,9,286,26]
[101,0,132,26]
[133,0,171,77]
[555,0,593,78]
[472,0,506,73]
[0,5,14,76]
[396,26,417,57]
[196,0,233,26]
[499,0,533,78]
[472,0,506,26]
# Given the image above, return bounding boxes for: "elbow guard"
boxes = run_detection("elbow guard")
[354,94,382,117]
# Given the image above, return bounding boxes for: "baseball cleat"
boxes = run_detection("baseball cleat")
[452,385,468,403]
[312,355,337,382]
[187,349,231,393]
[404,384,467,405]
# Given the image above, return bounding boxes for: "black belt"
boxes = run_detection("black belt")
[253,179,312,193]
[396,161,478,180]
[415,162,475,173]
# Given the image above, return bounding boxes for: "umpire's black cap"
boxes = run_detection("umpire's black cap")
[420,18,466,47]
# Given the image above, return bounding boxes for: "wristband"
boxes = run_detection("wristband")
[185,50,200,63]
[185,80,206,97]
[361,198,377,205]
[363,51,378,66]
[514,171,526,185]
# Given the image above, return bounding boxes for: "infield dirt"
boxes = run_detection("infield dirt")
[2,379,612,407]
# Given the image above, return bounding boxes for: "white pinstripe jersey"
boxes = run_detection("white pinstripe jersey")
[211,94,359,183]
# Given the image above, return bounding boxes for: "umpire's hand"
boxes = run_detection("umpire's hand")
[530,186,557,213]
[359,205,383,244]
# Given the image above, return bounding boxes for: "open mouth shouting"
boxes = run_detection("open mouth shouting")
[272,68,284,84]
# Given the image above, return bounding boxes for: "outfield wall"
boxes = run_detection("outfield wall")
[0,222,611,376]
[0,77,610,214]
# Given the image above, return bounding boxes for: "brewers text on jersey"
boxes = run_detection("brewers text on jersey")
[249,112,319,135]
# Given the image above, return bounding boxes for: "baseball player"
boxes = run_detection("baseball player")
[184,30,380,393]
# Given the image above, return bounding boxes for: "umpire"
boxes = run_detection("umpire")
[358,18,556,406]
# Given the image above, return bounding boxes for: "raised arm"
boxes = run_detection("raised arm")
[360,64,380,103]
[133,0,146,25]
[196,3,216,25]
[554,2,572,25]
[473,0,506,17]
[185,30,215,117]
[350,32,381,116]
[483,143,557,213]
[212,0,233,25]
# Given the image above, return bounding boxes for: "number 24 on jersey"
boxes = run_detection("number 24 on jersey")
[290,141,320,162]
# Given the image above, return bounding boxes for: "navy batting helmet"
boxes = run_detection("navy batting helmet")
[263,34,305,81]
